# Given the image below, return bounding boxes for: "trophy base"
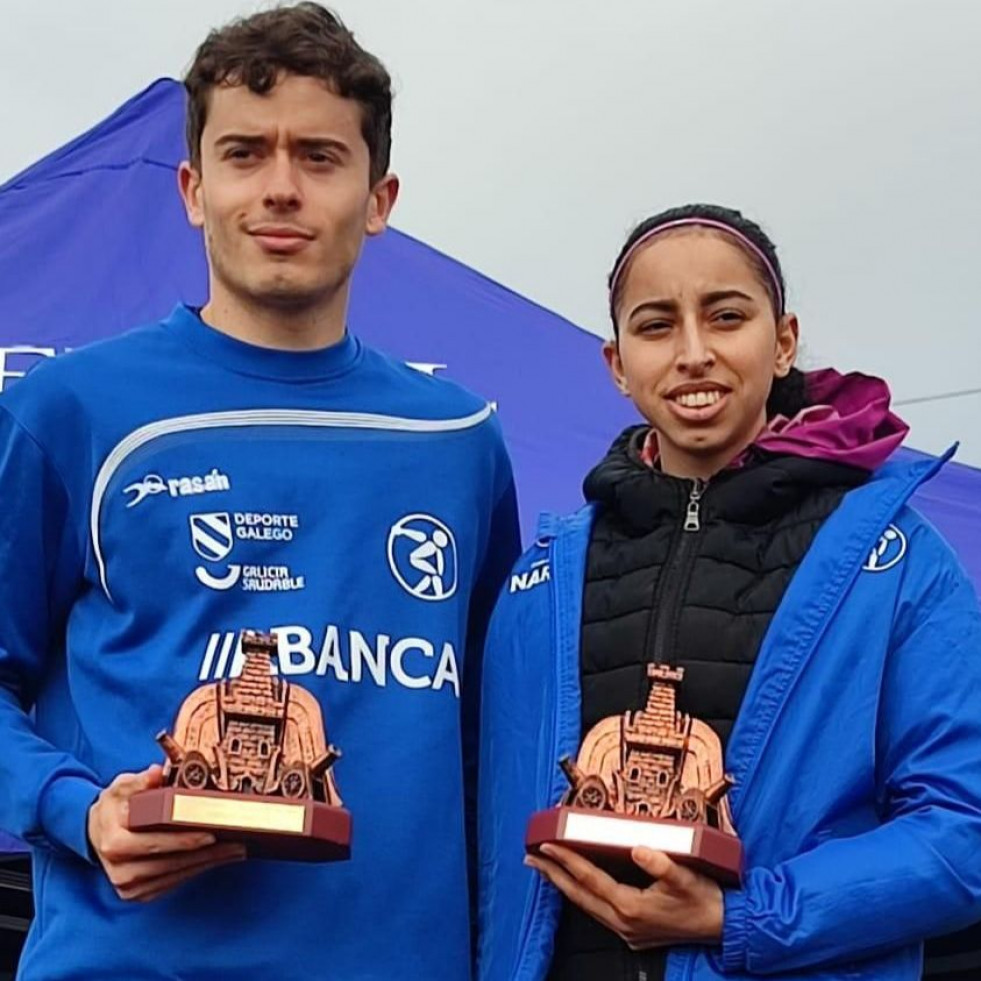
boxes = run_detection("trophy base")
[128,787,351,862]
[526,806,741,886]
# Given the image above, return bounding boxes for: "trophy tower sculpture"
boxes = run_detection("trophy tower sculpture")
[129,630,351,861]
[526,663,742,884]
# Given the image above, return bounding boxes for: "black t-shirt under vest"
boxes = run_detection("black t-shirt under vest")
[548,427,866,981]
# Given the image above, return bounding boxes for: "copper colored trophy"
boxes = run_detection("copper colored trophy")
[128,630,351,861]
[526,664,742,885]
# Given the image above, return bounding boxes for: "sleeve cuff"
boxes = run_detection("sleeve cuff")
[721,887,749,973]
[37,775,102,863]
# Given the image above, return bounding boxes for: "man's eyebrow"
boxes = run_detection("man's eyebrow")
[213,133,267,148]
[212,134,352,157]
[296,136,350,153]
[295,137,350,154]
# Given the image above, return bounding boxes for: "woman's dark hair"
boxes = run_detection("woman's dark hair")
[608,202,807,419]
[184,3,393,184]
[767,367,807,419]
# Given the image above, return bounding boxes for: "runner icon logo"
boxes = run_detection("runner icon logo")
[387,514,458,601]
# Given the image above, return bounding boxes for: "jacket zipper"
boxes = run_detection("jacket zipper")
[649,478,706,665]
[634,481,705,980]
[511,534,562,979]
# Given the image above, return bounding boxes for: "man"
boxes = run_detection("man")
[0,5,518,978]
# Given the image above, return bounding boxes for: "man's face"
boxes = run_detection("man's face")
[180,74,396,313]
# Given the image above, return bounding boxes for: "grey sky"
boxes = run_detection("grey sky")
[2,0,979,462]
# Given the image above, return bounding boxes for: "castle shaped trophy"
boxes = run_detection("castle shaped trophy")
[526,664,742,884]
[128,630,351,861]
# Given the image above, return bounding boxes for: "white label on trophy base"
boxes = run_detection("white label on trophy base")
[172,793,306,834]
[563,812,696,853]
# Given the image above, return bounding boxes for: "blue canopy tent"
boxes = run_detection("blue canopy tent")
[1,79,979,866]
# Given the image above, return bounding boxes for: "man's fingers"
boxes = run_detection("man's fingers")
[107,765,164,798]
[118,841,246,884]
[142,764,164,789]
[122,827,218,855]
[113,843,247,899]
[123,854,245,903]
[99,826,217,863]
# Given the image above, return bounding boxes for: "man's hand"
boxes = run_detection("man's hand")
[87,764,246,902]
[525,843,724,949]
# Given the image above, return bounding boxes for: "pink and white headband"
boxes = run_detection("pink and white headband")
[608,217,785,314]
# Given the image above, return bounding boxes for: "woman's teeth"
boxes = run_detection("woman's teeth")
[675,390,722,408]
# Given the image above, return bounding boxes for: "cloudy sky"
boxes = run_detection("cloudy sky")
[2,0,979,462]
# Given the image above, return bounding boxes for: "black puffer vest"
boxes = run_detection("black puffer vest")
[549,426,867,981]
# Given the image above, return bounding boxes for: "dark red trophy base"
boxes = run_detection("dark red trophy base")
[128,787,351,862]
[527,806,742,887]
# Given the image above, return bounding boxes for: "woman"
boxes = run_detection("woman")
[477,204,981,981]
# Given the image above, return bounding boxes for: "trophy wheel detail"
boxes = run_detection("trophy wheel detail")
[280,764,309,799]
[176,751,212,791]
[675,788,706,823]
[574,776,610,811]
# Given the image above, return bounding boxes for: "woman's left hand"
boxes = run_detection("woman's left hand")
[525,843,725,950]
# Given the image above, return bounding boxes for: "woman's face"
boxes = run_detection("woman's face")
[605,229,798,479]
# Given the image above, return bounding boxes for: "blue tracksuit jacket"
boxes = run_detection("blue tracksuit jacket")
[478,453,981,981]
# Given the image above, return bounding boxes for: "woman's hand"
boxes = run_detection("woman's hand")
[525,843,724,950]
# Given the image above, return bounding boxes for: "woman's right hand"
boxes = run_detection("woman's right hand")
[525,842,724,950]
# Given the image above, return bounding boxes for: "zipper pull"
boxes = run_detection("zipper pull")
[683,478,706,532]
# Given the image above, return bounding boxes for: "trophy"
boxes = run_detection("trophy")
[128,630,351,861]
[526,663,742,884]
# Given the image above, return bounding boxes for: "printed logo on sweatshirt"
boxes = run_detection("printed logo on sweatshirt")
[197,623,461,698]
[863,524,907,573]
[509,559,551,593]
[190,512,242,590]
[123,468,231,508]
[387,514,458,601]
[189,510,306,593]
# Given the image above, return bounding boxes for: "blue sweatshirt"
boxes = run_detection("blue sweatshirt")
[0,304,519,981]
